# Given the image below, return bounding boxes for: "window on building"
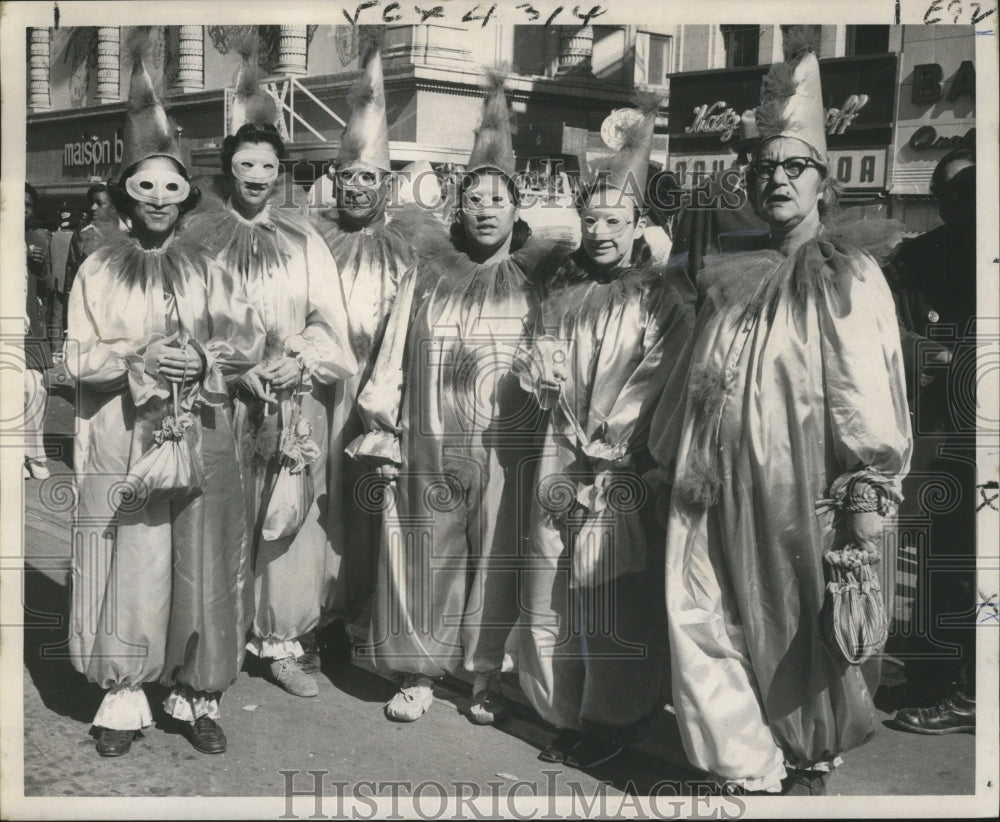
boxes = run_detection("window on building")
[644,33,672,85]
[781,25,822,60]
[846,25,890,56]
[720,25,760,67]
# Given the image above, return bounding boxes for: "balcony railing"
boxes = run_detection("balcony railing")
[224,75,345,143]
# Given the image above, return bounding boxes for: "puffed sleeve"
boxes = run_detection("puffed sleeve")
[646,281,714,479]
[65,254,131,391]
[817,251,912,500]
[587,271,696,465]
[345,263,419,465]
[283,227,358,385]
[188,259,266,405]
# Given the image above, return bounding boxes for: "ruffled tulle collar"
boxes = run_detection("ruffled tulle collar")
[699,211,905,310]
[312,203,440,274]
[179,197,311,278]
[86,223,208,290]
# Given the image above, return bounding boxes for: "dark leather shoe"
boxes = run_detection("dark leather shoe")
[564,735,623,769]
[183,716,227,754]
[893,689,975,735]
[537,729,583,763]
[781,769,829,795]
[317,619,353,667]
[96,727,136,757]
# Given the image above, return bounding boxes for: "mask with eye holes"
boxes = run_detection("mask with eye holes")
[332,163,391,227]
[125,167,191,207]
[231,148,280,185]
[578,192,644,270]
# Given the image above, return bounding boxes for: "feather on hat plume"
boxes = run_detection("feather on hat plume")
[229,31,285,137]
[467,65,516,178]
[587,90,664,208]
[747,25,828,162]
[119,27,186,178]
[337,27,391,172]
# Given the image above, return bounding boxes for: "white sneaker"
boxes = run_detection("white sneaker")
[25,459,50,480]
[269,657,319,697]
[384,674,434,722]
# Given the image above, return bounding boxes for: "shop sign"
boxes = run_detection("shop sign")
[911,60,975,104]
[670,55,897,149]
[686,95,872,143]
[63,131,123,168]
[669,148,887,190]
[827,149,887,188]
[891,28,976,196]
[907,125,975,151]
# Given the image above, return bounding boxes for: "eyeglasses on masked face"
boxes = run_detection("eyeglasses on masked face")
[335,168,387,189]
[749,157,822,181]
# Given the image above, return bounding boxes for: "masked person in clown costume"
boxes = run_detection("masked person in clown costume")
[184,44,358,699]
[647,34,912,795]
[311,32,440,637]
[514,94,695,769]
[350,68,574,724]
[66,31,264,757]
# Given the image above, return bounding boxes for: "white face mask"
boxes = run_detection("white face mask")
[125,168,191,206]
[231,148,280,184]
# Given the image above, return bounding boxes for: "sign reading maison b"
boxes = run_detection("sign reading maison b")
[64,131,124,168]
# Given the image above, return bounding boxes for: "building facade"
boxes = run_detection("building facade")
[26,23,977,231]
[660,24,976,232]
[26,24,672,212]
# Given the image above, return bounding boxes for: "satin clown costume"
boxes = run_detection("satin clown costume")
[516,93,696,747]
[186,47,359,666]
[67,224,264,730]
[647,46,912,792]
[312,37,441,621]
[516,245,695,739]
[350,70,573,685]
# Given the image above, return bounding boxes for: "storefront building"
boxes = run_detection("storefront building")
[660,24,976,233]
[667,52,896,205]
[26,24,670,215]
[889,25,976,232]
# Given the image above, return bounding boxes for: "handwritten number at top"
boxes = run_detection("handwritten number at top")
[924,0,997,25]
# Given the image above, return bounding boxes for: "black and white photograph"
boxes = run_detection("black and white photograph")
[1,1,996,818]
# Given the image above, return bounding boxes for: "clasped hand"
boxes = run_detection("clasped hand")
[261,356,302,391]
[147,338,204,384]
[238,357,301,404]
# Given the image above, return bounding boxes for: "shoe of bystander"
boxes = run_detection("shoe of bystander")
[893,688,976,735]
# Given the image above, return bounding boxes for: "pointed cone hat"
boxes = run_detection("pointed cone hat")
[588,91,663,208]
[338,30,391,172]
[119,28,185,178]
[467,67,516,178]
[229,34,286,138]
[751,28,828,162]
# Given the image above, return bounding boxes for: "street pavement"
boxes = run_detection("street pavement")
[13,383,977,802]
